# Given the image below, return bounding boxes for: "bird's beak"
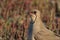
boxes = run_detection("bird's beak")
[29,12,32,16]
[27,12,32,16]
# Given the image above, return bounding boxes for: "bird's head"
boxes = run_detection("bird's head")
[29,9,40,22]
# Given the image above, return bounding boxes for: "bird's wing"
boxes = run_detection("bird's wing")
[33,30,60,40]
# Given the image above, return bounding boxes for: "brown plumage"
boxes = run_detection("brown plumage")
[30,9,60,40]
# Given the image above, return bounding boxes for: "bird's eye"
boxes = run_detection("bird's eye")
[33,11,36,15]
[31,11,36,15]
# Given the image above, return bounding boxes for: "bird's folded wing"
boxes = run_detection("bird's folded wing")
[34,30,60,40]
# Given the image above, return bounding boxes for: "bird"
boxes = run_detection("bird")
[28,9,60,40]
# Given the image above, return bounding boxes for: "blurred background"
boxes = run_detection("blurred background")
[0,0,60,40]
